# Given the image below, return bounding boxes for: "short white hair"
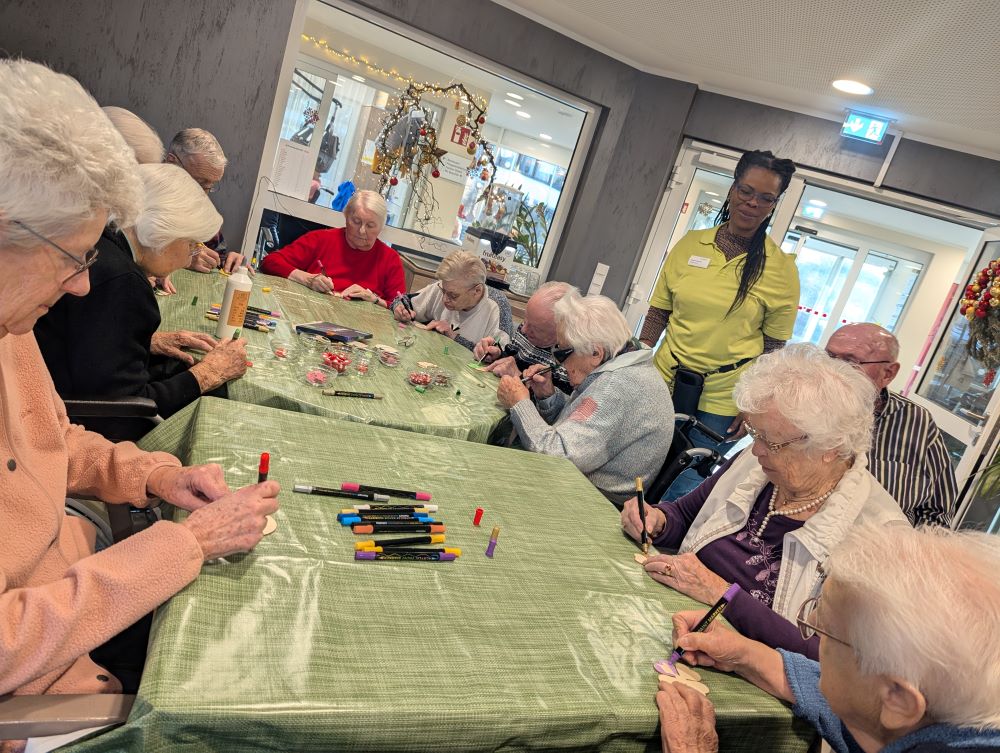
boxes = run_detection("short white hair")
[554,293,630,360]
[133,164,222,252]
[826,524,1000,728]
[734,344,875,458]
[345,189,388,226]
[102,106,165,164]
[0,60,141,248]
[168,128,227,170]
[531,280,578,309]
[437,250,486,286]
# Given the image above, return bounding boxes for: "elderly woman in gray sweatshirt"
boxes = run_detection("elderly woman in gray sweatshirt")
[497,292,674,505]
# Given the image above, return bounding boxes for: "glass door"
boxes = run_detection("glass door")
[911,235,1000,489]
[783,233,858,344]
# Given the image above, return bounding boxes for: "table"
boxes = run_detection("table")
[65,398,813,753]
[157,271,509,443]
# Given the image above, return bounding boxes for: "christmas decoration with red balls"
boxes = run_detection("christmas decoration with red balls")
[960,258,1000,386]
[389,176,399,186]
[478,116,486,124]
[431,169,440,178]
[419,128,427,136]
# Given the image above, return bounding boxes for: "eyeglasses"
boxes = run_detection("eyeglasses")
[168,152,219,193]
[189,242,205,259]
[734,183,779,207]
[440,282,479,302]
[825,350,893,367]
[13,220,99,281]
[796,596,851,646]
[551,345,575,363]
[743,421,807,454]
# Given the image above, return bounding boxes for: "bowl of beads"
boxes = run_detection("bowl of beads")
[353,357,372,377]
[430,369,453,388]
[408,371,433,391]
[378,348,401,368]
[323,348,352,373]
[304,364,336,388]
[270,339,295,360]
[297,332,329,353]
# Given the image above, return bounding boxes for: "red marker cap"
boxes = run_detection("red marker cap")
[473,507,484,526]
[258,452,270,475]
[342,483,361,492]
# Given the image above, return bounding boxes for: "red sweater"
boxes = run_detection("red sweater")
[261,227,406,301]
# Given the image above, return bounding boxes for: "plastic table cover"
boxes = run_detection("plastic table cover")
[63,398,813,753]
[157,271,509,443]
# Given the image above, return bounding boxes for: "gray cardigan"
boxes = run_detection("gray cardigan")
[509,348,674,504]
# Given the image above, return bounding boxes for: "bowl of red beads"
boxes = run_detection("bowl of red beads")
[378,349,400,368]
[304,364,336,387]
[323,349,352,373]
[408,371,433,389]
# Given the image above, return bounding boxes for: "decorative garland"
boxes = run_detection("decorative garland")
[372,81,496,227]
[960,259,1000,387]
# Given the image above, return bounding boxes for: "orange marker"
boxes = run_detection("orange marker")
[351,523,445,535]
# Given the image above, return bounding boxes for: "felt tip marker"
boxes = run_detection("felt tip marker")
[354,534,445,550]
[341,483,431,501]
[293,484,390,502]
[486,526,500,558]
[339,505,438,513]
[520,365,554,384]
[338,513,433,525]
[351,523,445,534]
[359,547,462,556]
[355,551,456,562]
[636,477,649,556]
[258,453,270,483]
[322,390,383,400]
[666,583,740,674]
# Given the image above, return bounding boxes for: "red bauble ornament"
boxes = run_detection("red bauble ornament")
[431,169,440,178]
[478,116,486,124]
[977,309,988,318]
[419,128,427,136]
[389,176,398,186]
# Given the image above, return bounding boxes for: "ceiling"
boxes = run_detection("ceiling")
[306,2,587,149]
[492,0,1000,158]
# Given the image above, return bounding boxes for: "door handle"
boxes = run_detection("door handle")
[959,408,989,422]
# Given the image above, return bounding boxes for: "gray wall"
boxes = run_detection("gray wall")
[351,0,696,302]
[0,0,297,245]
[687,91,1000,217]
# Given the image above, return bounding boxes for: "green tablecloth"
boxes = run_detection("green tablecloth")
[66,398,812,753]
[157,271,508,443]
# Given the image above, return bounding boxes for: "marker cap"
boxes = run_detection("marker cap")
[341,483,360,492]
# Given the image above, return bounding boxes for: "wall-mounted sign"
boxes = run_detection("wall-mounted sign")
[841,111,891,144]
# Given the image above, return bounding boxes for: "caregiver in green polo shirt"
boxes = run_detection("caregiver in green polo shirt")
[639,150,800,499]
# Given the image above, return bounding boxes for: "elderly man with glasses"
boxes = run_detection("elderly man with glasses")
[165,128,248,275]
[621,344,909,659]
[825,323,957,526]
[654,524,1000,753]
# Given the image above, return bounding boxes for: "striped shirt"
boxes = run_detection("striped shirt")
[868,389,957,526]
[502,325,573,394]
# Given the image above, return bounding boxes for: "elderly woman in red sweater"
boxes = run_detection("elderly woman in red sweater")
[260,190,406,306]
[0,61,280,703]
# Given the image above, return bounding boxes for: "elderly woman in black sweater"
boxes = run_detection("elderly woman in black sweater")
[35,163,248,429]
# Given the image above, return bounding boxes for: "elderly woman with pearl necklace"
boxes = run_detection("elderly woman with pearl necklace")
[621,344,911,658]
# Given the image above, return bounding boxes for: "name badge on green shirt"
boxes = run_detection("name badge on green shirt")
[687,255,710,268]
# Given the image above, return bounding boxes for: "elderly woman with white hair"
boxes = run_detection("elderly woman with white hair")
[102,106,165,164]
[658,524,1000,753]
[621,344,910,659]
[261,189,406,305]
[0,60,277,701]
[497,292,674,505]
[390,250,512,347]
[35,163,250,426]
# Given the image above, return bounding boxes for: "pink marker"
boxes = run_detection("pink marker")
[341,483,432,502]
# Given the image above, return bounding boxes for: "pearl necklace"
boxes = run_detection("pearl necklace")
[754,486,835,537]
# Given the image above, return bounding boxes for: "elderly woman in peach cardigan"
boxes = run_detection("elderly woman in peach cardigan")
[0,61,280,704]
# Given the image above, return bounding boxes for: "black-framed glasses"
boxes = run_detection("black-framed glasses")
[439,281,479,302]
[13,220,99,281]
[551,345,575,363]
[743,421,807,454]
[168,152,220,193]
[796,596,851,647]
[825,349,893,367]
[734,183,779,207]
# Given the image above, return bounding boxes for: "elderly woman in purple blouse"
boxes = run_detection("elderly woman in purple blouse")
[621,344,911,658]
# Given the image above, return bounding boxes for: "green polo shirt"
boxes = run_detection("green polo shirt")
[650,226,799,415]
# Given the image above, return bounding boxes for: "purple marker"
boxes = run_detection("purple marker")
[355,551,456,562]
[666,582,740,675]
[485,526,500,558]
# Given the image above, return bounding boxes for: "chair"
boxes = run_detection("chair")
[645,414,726,503]
[0,693,134,740]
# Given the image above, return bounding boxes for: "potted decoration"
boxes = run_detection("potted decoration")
[961,258,1000,387]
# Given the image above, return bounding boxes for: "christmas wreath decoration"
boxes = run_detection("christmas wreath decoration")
[961,259,1000,387]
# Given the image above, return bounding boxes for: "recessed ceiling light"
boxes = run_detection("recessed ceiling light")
[539,143,550,149]
[352,75,366,83]
[808,199,828,207]
[539,133,552,141]
[516,111,531,119]
[832,79,873,95]
[506,92,524,100]
[503,99,520,107]
[705,191,719,197]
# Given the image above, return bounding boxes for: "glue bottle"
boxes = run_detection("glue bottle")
[215,262,252,339]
